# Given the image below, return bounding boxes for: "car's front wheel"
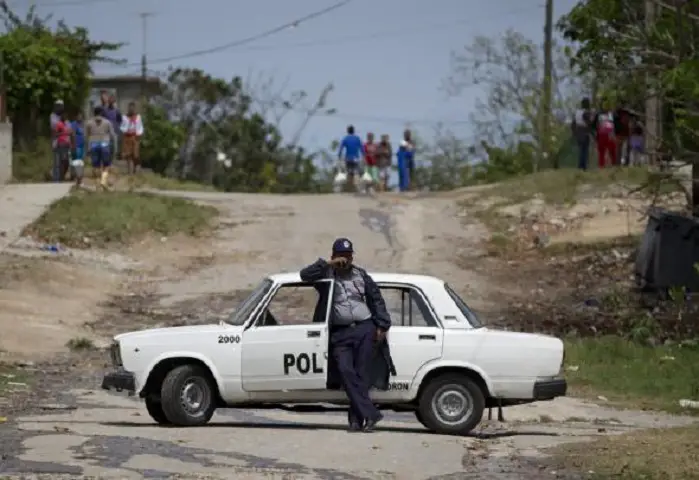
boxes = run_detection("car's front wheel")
[145,397,171,425]
[414,410,429,430]
[417,374,485,435]
[160,364,216,426]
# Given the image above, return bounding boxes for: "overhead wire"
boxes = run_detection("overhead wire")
[119,3,541,68]
[8,0,119,7]
[218,5,543,53]
[124,0,353,67]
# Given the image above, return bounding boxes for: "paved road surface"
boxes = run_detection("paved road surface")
[0,183,72,252]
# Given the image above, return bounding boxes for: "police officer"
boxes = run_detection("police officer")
[300,238,392,432]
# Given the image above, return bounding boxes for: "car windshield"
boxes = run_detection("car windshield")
[444,283,483,328]
[225,279,274,326]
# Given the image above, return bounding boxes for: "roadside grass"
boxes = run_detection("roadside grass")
[485,166,669,206]
[79,168,217,192]
[564,336,699,413]
[551,425,699,480]
[24,190,218,248]
[552,337,699,479]
[128,171,217,192]
[0,365,29,398]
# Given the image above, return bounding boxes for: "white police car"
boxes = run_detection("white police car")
[102,272,567,435]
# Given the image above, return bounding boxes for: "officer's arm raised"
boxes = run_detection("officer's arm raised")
[364,273,391,330]
[300,258,330,282]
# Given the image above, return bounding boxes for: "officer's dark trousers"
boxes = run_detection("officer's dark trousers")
[330,320,380,424]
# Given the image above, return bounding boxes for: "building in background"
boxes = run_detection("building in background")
[85,75,162,116]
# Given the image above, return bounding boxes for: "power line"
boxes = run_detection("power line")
[15,0,119,7]
[125,0,353,68]
[117,5,540,68]
[219,5,542,53]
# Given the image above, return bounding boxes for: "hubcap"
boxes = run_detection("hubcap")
[431,386,473,426]
[180,378,208,416]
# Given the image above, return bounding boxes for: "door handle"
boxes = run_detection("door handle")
[419,334,436,341]
[307,330,321,338]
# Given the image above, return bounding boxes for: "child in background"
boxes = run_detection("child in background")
[629,122,644,166]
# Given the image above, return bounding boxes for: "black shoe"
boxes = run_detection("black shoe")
[348,422,363,432]
[363,414,383,432]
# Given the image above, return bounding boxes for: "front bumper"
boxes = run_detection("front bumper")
[102,369,136,395]
[533,377,567,400]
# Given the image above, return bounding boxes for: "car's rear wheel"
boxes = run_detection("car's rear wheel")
[417,374,485,435]
[145,397,171,425]
[160,364,216,426]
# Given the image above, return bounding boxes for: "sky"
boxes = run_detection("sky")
[16,0,580,153]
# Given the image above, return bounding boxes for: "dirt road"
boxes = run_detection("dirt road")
[1,190,696,479]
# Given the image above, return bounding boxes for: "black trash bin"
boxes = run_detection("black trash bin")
[634,208,699,291]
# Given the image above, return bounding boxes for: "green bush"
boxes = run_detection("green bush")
[12,139,53,182]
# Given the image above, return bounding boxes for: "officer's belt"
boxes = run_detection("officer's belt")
[331,318,372,331]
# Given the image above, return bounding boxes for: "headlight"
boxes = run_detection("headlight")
[110,341,122,367]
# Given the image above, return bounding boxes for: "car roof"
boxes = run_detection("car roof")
[267,271,446,288]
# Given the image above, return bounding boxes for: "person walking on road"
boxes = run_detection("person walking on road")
[70,111,86,186]
[300,238,392,432]
[338,125,363,191]
[376,134,392,191]
[363,132,379,187]
[50,100,71,182]
[121,102,144,175]
[397,130,415,192]
[85,106,117,189]
[102,93,122,165]
[593,99,617,168]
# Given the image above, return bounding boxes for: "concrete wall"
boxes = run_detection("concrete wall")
[0,122,12,184]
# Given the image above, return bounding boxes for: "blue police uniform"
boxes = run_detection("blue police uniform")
[300,238,392,432]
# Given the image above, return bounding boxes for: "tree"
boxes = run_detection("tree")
[443,29,589,171]
[412,127,473,191]
[558,0,699,210]
[151,68,332,193]
[0,4,121,147]
[140,103,185,175]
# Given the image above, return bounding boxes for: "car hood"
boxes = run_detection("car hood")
[114,324,240,342]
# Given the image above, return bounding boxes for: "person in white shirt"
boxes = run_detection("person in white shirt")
[120,102,144,175]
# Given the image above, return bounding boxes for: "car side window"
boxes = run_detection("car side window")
[256,283,324,327]
[379,286,436,327]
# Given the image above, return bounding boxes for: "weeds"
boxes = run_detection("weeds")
[66,337,96,351]
[24,190,218,247]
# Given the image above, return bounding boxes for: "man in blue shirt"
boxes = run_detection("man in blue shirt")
[70,111,85,186]
[338,125,363,190]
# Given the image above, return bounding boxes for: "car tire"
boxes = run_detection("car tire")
[160,364,216,426]
[145,397,171,425]
[414,410,432,431]
[417,374,485,436]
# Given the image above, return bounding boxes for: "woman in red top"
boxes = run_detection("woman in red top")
[363,132,378,184]
[53,114,72,182]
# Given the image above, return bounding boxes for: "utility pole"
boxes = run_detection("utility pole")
[139,12,155,107]
[541,0,554,169]
[644,0,661,166]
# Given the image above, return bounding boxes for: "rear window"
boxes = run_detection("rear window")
[444,283,483,328]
